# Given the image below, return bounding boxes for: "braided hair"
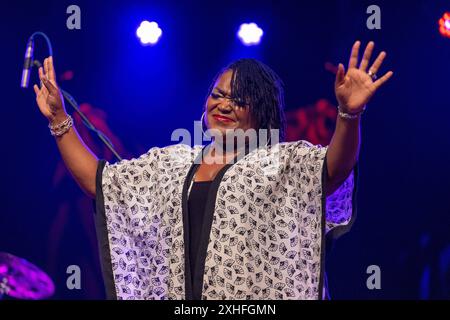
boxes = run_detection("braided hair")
[206,58,287,143]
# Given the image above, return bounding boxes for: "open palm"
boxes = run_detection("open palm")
[335,41,393,114]
[33,56,66,121]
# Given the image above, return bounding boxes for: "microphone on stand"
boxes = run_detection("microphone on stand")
[21,32,122,161]
[20,37,34,88]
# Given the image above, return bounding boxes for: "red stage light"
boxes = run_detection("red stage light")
[438,12,450,38]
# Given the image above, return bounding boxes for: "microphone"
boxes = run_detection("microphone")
[20,38,34,88]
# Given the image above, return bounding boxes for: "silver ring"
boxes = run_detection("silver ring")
[368,70,377,81]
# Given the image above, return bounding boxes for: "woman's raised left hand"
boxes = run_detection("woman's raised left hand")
[335,41,393,114]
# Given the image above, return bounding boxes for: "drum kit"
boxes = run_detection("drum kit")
[0,252,54,300]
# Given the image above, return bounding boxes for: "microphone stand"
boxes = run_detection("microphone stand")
[23,32,122,161]
[33,60,122,161]
[61,89,123,161]
[32,60,123,162]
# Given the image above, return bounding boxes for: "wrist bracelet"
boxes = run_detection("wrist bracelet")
[337,105,365,120]
[49,115,73,137]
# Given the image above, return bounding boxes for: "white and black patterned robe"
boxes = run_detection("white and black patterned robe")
[94,140,357,300]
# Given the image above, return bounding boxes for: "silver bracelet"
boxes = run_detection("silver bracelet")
[48,115,73,137]
[337,105,365,120]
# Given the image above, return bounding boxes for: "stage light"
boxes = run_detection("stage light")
[136,21,162,45]
[237,23,263,46]
[438,12,450,39]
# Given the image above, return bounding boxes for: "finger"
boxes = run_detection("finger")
[41,75,57,94]
[48,56,56,82]
[33,84,40,96]
[348,41,360,69]
[38,67,48,95]
[359,41,374,71]
[335,63,345,86]
[44,58,49,77]
[38,66,46,81]
[368,51,386,75]
[373,71,393,90]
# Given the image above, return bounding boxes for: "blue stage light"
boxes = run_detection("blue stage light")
[136,21,162,45]
[237,23,263,46]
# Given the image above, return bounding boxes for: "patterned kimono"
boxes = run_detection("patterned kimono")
[94,140,357,300]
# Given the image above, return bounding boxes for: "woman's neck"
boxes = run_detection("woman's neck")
[208,139,247,164]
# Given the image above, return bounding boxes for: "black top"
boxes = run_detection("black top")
[187,180,213,300]
[181,144,253,301]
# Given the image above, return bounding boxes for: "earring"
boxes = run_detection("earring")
[263,127,272,148]
[200,111,209,137]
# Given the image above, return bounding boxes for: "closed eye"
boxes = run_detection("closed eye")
[211,92,247,107]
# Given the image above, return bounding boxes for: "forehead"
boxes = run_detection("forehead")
[213,69,233,93]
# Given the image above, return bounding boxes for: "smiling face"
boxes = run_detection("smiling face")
[204,69,258,142]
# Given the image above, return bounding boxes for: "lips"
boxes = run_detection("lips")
[213,114,235,122]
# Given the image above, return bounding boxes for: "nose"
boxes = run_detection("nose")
[218,99,235,113]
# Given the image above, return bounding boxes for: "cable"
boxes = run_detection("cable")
[30,32,53,57]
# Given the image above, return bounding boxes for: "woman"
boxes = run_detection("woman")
[35,41,392,300]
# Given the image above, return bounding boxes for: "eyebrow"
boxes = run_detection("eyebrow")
[214,87,231,96]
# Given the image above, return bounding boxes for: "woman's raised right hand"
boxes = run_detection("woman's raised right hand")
[33,56,68,124]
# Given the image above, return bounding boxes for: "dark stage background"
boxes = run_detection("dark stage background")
[1,0,449,299]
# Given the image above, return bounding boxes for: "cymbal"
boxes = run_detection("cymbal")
[0,252,54,300]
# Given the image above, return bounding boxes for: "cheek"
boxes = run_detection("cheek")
[205,98,212,110]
